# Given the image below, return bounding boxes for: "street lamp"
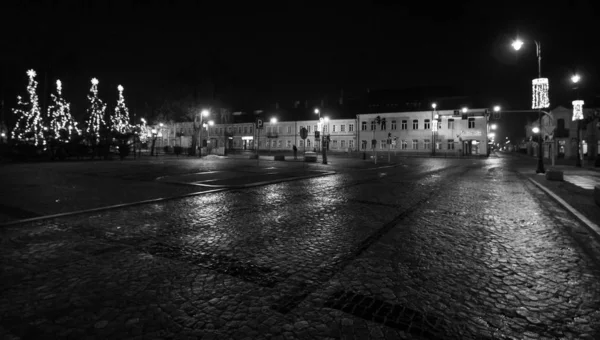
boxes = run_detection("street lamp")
[199,109,210,158]
[491,124,497,130]
[431,103,437,156]
[203,120,214,154]
[462,107,468,113]
[315,108,321,152]
[269,117,277,154]
[322,116,329,164]
[572,74,583,167]
[512,37,546,173]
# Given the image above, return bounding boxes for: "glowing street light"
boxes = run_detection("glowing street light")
[511,39,524,51]
[431,103,437,109]
[270,117,277,124]
[494,105,501,112]
[491,124,497,130]
[532,127,540,134]
[571,74,581,84]
[462,107,468,113]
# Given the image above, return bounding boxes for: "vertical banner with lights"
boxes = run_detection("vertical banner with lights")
[532,78,550,109]
[572,100,584,121]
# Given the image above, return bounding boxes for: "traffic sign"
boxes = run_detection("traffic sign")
[300,127,308,139]
[256,119,263,129]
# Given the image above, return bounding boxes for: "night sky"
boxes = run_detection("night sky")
[1,0,599,141]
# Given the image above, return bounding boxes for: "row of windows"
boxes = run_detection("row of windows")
[296,124,355,134]
[206,124,357,135]
[360,139,464,150]
[360,118,476,131]
[260,139,356,149]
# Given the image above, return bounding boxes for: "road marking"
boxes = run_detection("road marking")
[528,178,600,241]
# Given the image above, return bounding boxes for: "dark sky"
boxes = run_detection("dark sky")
[1,0,599,140]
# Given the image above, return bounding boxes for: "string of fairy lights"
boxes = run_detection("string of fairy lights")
[48,79,81,142]
[8,70,152,147]
[11,70,46,147]
[111,84,132,134]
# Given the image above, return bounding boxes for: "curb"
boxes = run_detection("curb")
[188,171,336,188]
[527,177,600,241]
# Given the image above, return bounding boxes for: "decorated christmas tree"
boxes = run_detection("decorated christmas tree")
[11,69,46,147]
[84,78,106,144]
[110,85,131,134]
[47,79,80,142]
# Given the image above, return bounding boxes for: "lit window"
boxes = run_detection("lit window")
[332,125,337,132]
[424,139,431,149]
[401,120,407,130]
[391,120,397,130]
[424,119,431,130]
[413,120,419,129]
[447,139,455,150]
[448,119,454,129]
[401,140,408,149]
[412,139,418,149]
[349,124,354,132]
[380,140,386,149]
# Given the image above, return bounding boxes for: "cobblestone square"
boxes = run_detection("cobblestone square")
[1,156,600,339]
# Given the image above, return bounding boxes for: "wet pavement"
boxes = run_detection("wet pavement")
[1,157,600,339]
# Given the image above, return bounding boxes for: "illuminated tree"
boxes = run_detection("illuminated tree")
[110,85,131,134]
[84,78,106,144]
[47,79,80,142]
[11,69,46,147]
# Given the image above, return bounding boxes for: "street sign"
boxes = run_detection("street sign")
[300,127,308,140]
[256,119,263,129]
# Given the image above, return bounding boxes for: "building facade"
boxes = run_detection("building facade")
[357,109,490,156]
[525,105,600,161]
[151,108,491,156]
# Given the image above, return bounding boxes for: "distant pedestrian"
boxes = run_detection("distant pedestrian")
[293,145,298,160]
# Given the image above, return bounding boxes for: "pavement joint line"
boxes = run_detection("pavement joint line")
[191,171,337,188]
[0,171,336,227]
[527,177,600,241]
[0,188,227,228]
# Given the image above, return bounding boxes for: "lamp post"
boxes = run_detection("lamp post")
[203,120,214,156]
[431,103,437,156]
[270,117,277,154]
[151,128,158,157]
[572,74,582,167]
[322,116,329,164]
[198,109,209,158]
[314,108,321,153]
[512,38,546,173]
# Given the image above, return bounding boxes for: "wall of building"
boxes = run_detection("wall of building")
[357,110,489,156]
[151,109,491,156]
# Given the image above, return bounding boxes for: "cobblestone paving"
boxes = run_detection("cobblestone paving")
[1,158,600,339]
